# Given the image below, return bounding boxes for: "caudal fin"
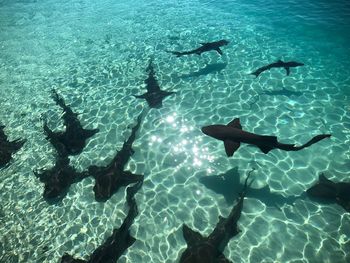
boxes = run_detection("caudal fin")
[297,134,331,150]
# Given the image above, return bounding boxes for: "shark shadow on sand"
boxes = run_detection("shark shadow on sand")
[167,39,229,57]
[200,167,300,209]
[201,118,331,157]
[306,173,350,212]
[44,89,99,155]
[0,124,26,168]
[250,60,304,77]
[61,178,143,263]
[133,59,175,109]
[179,170,254,263]
[87,113,144,202]
[178,63,227,79]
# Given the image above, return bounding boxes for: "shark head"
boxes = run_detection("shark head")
[218,39,229,46]
[201,125,216,137]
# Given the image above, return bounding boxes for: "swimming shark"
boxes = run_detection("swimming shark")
[167,40,229,57]
[134,59,175,109]
[250,60,304,77]
[60,179,143,263]
[201,118,331,156]
[200,167,299,209]
[88,113,144,202]
[306,173,350,212]
[0,125,26,168]
[44,89,99,155]
[34,153,89,202]
[179,170,253,263]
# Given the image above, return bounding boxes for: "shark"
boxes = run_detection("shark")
[60,179,143,263]
[179,170,254,263]
[87,113,144,202]
[200,167,299,209]
[201,118,331,157]
[33,153,88,202]
[167,40,229,57]
[250,60,304,77]
[134,59,175,109]
[306,173,350,212]
[0,124,26,168]
[44,89,99,155]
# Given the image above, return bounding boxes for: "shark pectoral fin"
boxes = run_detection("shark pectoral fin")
[284,67,290,76]
[224,140,240,157]
[227,118,242,129]
[182,224,205,245]
[216,48,223,55]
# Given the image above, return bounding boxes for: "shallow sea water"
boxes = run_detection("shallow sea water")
[0,0,349,262]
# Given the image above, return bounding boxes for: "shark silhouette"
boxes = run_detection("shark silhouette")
[88,113,144,202]
[179,63,227,79]
[134,59,175,109]
[179,170,253,263]
[34,153,88,202]
[201,118,331,156]
[167,40,229,57]
[44,89,99,155]
[0,125,26,168]
[250,60,304,77]
[306,173,350,212]
[200,167,299,209]
[61,179,143,263]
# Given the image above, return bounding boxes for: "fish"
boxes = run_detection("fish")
[201,118,331,157]
[44,89,99,155]
[61,178,143,263]
[33,154,88,202]
[250,60,304,77]
[167,39,229,57]
[133,59,175,109]
[179,170,254,263]
[0,124,26,168]
[88,113,144,202]
[306,173,350,212]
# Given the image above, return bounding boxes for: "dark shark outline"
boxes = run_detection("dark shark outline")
[60,178,144,263]
[0,124,26,168]
[133,59,175,109]
[306,173,350,212]
[179,170,254,263]
[167,39,229,57]
[250,60,304,77]
[88,113,144,202]
[44,89,99,155]
[201,118,331,157]
[33,153,89,202]
[179,63,227,79]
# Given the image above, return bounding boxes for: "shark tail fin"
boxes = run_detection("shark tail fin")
[296,134,331,150]
[166,50,184,57]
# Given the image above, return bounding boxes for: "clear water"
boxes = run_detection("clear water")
[0,0,349,262]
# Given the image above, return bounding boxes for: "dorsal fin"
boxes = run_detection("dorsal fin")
[227,118,242,129]
[319,173,331,183]
[182,224,205,245]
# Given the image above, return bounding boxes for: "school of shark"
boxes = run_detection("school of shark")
[1,38,348,263]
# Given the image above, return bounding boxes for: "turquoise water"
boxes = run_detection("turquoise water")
[0,0,349,262]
